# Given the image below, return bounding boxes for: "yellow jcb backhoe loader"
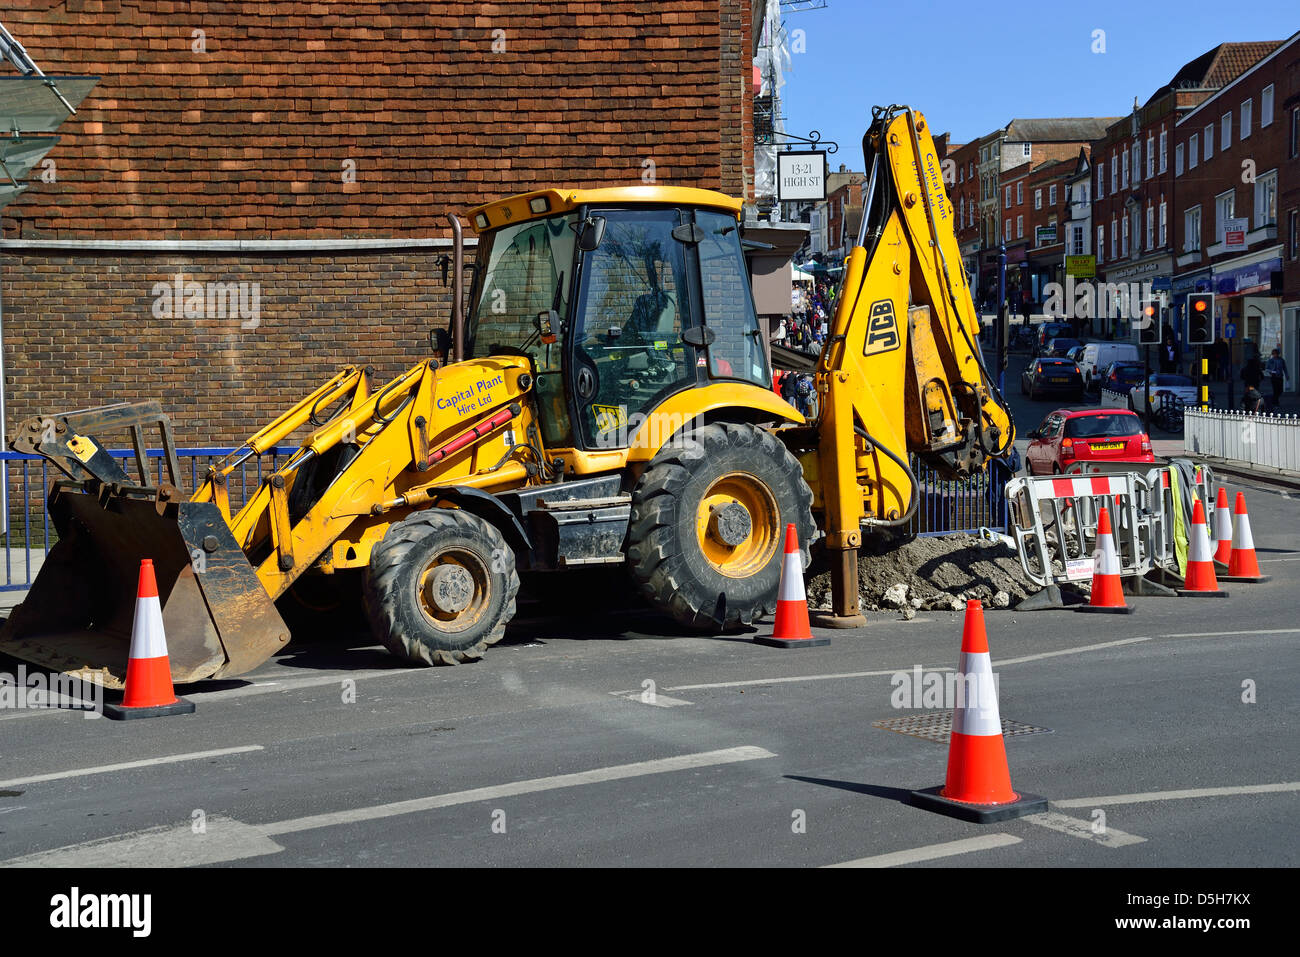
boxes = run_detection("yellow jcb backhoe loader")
[2,105,1014,686]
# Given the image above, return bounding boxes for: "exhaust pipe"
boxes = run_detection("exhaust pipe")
[447,212,464,362]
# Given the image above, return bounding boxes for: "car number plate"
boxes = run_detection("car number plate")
[1049,377,1069,383]
[1092,442,1124,451]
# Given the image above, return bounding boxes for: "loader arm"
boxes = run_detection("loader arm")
[814,105,1015,620]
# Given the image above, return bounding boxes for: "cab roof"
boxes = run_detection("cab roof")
[466,186,744,235]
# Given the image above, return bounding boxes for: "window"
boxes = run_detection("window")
[1203,124,1213,160]
[1097,162,1105,198]
[1261,84,1273,127]
[1097,225,1105,261]
[1222,112,1232,150]
[1185,206,1201,252]
[1146,136,1155,178]
[1241,99,1252,139]
[1004,218,1011,241]
[1215,189,1235,242]
[1005,185,1011,206]
[1017,182,1023,205]
[1175,143,1184,176]
[1016,214,1023,239]
[1072,225,1085,255]
[1034,188,1042,210]
[1049,185,1057,206]
[1110,217,1117,259]
[1111,154,1118,191]
[1160,129,1167,172]
[1130,206,1140,254]
[1292,107,1300,158]
[1159,198,1167,247]
[1146,204,1154,249]
[1121,215,1129,257]
[958,167,964,184]
[1121,150,1129,188]
[1290,208,1299,260]
[1023,142,1032,158]
[1132,142,1141,183]
[1189,133,1199,169]
[1254,169,1277,227]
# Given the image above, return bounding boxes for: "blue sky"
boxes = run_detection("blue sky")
[778,1,1298,166]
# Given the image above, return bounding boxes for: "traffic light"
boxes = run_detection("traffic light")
[1138,298,1161,344]
[1187,293,1214,345]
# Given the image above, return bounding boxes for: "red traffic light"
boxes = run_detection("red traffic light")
[1193,299,1207,312]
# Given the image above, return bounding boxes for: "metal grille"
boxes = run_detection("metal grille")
[872,711,1052,744]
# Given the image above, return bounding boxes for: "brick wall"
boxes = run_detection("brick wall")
[3,250,456,447]
[6,1,753,239]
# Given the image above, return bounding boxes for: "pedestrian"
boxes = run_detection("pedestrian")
[1242,385,1264,414]
[1160,339,1176,374]
[1265,348,1287,409]
[1241,354,1263,398]
[1214,338,1231,382]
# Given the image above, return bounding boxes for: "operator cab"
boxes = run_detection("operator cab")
[463,187,772,452]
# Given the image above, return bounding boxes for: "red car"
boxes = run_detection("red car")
[1024,408,1154,475]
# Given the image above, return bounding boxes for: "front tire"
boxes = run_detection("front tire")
[626,423,816,631]
[364,509,520,665]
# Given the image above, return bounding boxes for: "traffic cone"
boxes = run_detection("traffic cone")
[755,524,829,648]
[103,559,197,720]
[1077,505,1134,614]
[910,601,1046,823]
[1220,492,1270,583]
[1176,501,1229,598]
[1212,486,1233,566]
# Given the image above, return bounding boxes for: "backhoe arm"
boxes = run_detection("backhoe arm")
[815,105,1016,621]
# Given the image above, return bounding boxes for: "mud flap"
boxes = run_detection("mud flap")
[0,486,289,688]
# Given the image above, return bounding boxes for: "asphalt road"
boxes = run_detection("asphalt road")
[0,470,1296,871]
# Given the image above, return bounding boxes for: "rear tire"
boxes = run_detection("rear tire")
[364,509,519,665]
[626,422,816,631]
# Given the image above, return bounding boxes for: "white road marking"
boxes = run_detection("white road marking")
[186,668,420,701]
[0,745,776,867]
[1023,811,1146,847]
[1258,557,1300,562]
[264,745,775,836]
[0,746,264,790]
[663,667,951,693]
[1154,628,1300,639]
[997,636,1151,667]
[0,816,284,868]
[608,691,693,708]
[826,833,1022,868]
[1055,782,1300,809]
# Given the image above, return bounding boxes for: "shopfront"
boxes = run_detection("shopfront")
[1211,248,1284,371]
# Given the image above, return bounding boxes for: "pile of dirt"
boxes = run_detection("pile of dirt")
[806,532,1036,616]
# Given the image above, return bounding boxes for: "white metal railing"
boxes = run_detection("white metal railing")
[1099,387,1130,409]
[1184,408,1300,473]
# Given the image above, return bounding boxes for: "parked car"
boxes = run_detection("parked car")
[1098,361,1146,396]
[1034,322,1073,356]
[1066,345,1087,365]
[1021,357,1085,401]
[1080,342,1140,390]
[1129,373,1197,412]
[1024,408,1154,475]
[1046,337,1082,358]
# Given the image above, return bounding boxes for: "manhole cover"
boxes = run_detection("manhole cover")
[871,711,1053,744]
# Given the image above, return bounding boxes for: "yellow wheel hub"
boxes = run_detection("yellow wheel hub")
[695,472,779,578]
[417,548,490,633]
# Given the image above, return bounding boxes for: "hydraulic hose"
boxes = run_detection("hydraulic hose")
[853,423,919,527]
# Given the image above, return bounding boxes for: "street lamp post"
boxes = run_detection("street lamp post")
[997,242,1007,392]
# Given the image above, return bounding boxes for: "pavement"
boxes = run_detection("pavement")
[0,467,1295,873]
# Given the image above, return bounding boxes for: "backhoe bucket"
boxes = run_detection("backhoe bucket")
[1,485,290,689]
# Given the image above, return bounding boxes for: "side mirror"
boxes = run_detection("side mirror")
[577,215,607,252]
[534,310,558,344]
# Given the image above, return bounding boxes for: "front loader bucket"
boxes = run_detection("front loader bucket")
[0,485,290,689]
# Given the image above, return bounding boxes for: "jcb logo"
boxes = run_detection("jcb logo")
[863,300,900,357]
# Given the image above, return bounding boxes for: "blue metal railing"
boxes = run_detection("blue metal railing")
[1,446,296,592]
[907,456,1012,538]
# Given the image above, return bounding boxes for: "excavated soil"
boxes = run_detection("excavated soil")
[807,532,1036,615]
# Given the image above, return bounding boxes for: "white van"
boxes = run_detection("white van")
[1080,342,1140,389]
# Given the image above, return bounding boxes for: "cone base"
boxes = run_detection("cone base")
[809,612,867,629]
[1218,574,1270,583]
[102,697,196,721]
[909,785,1048,823]
[1076,603,1135,614]
[755,635,831,648]
[1175,588,1230,598]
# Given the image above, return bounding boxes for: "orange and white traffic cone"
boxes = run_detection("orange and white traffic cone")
[1220,492,1270,583]
[911,600,1046,823]
[755,524,829,649]
[1212,486,1234,567]
[1176,500,1229,598]
[103,559,197,720]
[1077,505,1133,614]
